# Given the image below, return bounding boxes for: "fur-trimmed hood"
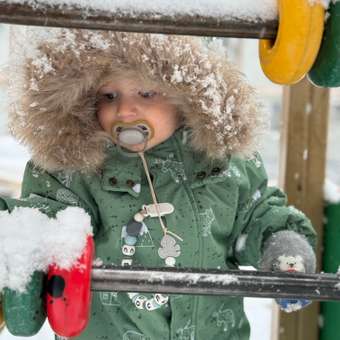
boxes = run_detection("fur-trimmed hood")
[9,28,266,173]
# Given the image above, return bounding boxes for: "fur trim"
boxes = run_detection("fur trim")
[9,27,267,173]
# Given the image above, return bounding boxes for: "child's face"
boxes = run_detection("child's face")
[96,78,180,151]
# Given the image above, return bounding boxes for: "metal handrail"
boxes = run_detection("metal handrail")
[91,266,340,301]
[0,2,278,39]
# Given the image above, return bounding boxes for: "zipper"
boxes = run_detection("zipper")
[173,134,204,340]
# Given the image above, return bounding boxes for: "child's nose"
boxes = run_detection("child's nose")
[116,98,139,121]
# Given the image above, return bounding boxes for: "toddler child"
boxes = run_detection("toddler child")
[0,29,316,340]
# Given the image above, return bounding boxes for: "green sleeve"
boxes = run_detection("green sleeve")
[0,161,99,233]
[231,153,317,268]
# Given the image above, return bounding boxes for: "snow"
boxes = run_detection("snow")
[252,190,261,201]
[0,0,279,21]
[235,234,248,253]
[93,257,104,267]
[303,149,308,161]
[324,179,340,203]
[0,206,92,292]
[149,272,239,285]
[0,0,332,19]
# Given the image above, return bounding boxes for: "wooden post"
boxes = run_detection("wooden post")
[274,77,330,340]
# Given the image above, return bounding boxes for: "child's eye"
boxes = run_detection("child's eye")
[101,92,119,102]
[138,90,157,99]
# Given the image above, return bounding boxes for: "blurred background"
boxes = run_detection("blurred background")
[0,23,339,340]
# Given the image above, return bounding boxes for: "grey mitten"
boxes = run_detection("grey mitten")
[260,230,316,313]
[260,230,316,273]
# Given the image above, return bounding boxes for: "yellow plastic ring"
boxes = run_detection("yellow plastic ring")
[259,0,325,85]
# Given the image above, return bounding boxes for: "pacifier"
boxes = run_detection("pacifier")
[111,120,154,153]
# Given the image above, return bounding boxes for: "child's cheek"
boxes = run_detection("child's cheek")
[97,107,115,132]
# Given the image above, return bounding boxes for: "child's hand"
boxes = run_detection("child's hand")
[259,230,317,313]
[272,255,312,312]
[273,255,312,312]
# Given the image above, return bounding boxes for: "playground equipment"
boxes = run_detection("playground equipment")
[90,266,340,301]
[320,203,340,340]
[3,263,340,336]
[0,0,339,86]
[0,1,337,340]
[1,235,94,338]
[46,236,94,337]
[309,1,340,87]
[0,295,4,331]
[259,0,324,84]
[3,271,45,336]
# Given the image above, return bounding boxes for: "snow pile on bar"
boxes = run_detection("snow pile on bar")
[0,206,92,292]
[0,0,279,21]
[0,0,332,20]
[149,273,239,285]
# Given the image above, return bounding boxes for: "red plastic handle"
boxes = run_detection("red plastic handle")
[46,235,94,337]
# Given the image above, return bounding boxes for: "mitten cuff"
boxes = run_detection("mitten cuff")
[260,230,316,273]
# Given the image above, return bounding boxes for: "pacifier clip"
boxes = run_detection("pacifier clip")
[114,121,183,311]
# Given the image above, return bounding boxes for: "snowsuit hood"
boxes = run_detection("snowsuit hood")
[8,28,266,173]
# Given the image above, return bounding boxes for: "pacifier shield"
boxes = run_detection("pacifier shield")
[112,120,154,147]
[118,128,145,145]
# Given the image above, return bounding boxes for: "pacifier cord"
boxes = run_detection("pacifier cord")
[138,151,183,242]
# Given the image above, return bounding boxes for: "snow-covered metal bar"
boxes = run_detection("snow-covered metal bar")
[0,2,277,39]
[91,266,340,301]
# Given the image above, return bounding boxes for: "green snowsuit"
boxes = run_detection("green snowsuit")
[0,128,316,340]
